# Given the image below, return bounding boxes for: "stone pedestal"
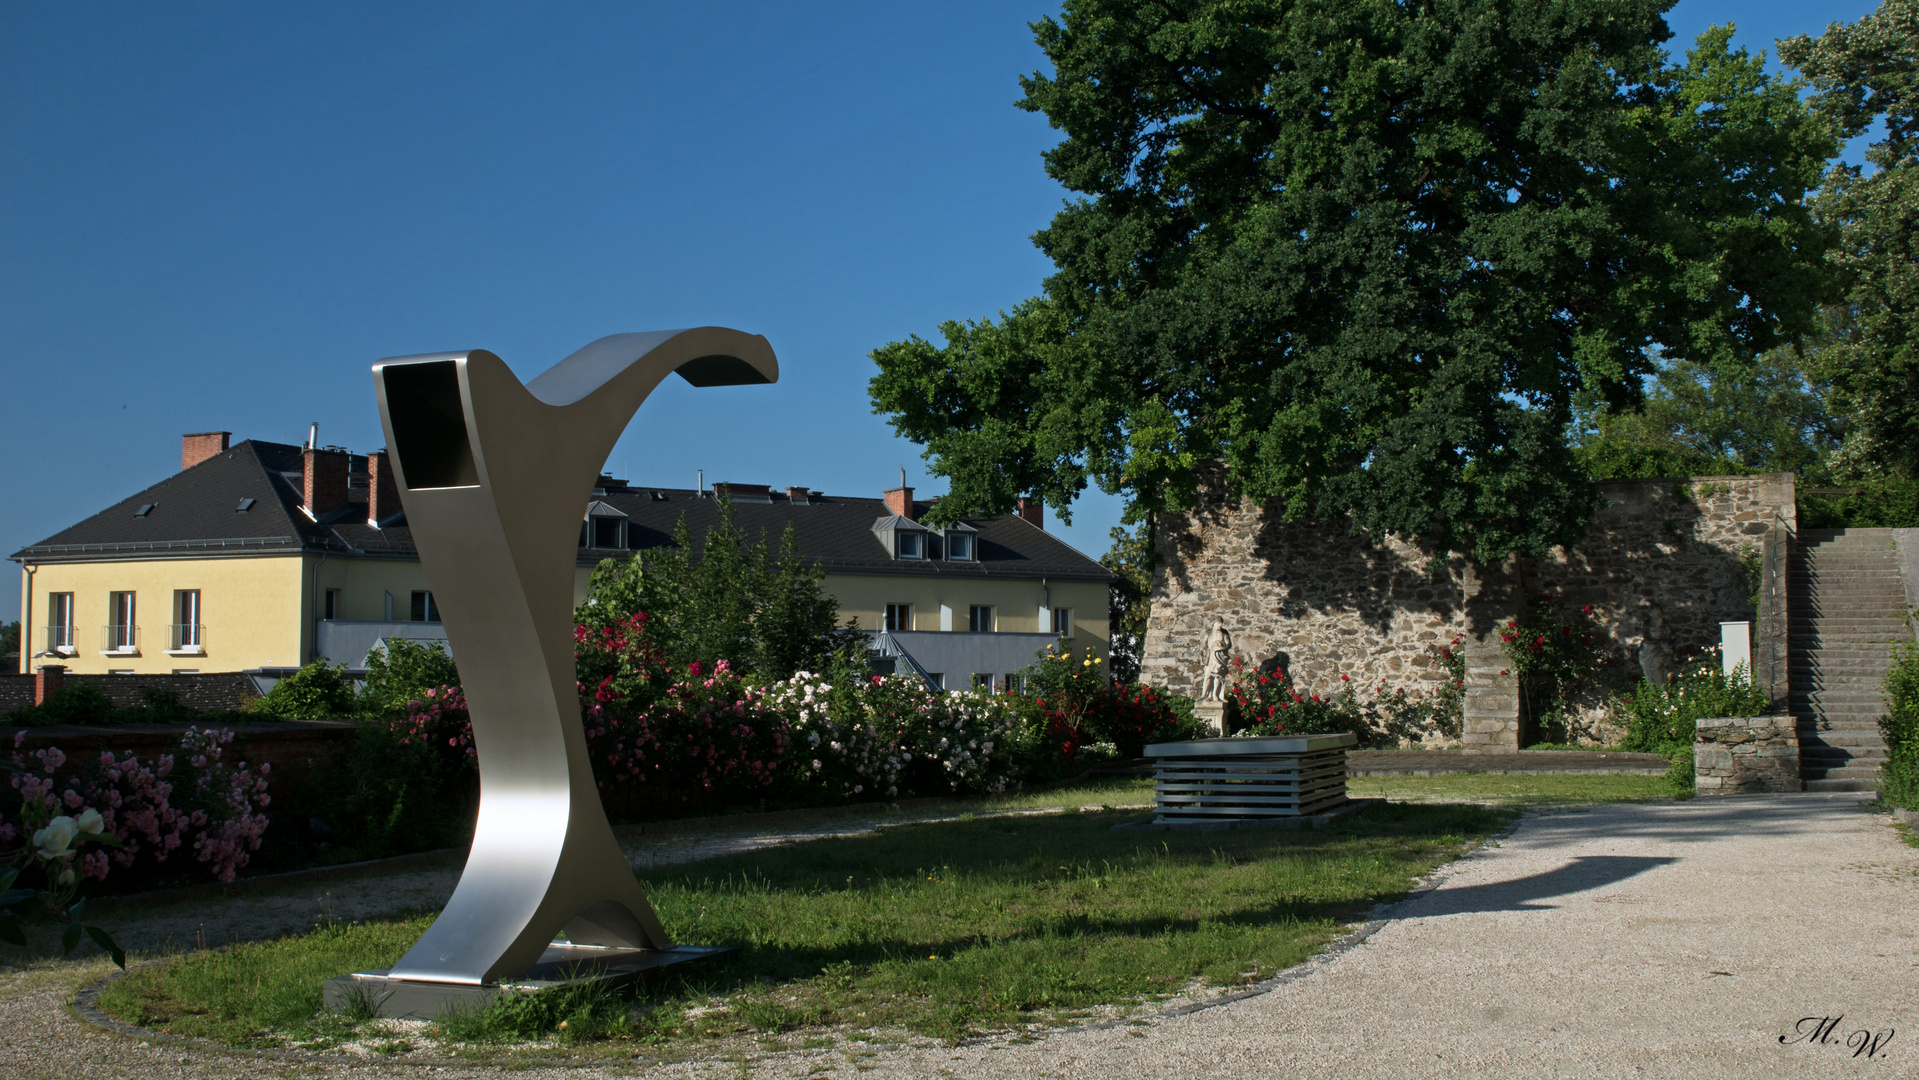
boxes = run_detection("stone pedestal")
[1694,715,1801,794]
[1195,699,1227,737]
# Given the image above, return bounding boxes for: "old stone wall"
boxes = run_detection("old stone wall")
[1140,499,1470,705]
[1695,714,1801,794]
[1140,473,1796,747]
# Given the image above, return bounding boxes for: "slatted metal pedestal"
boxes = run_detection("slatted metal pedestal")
[1146,733,1356,824]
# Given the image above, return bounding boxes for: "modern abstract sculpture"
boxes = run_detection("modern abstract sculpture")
[323,328,775,1018]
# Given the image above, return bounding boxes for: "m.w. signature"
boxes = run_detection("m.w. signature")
[1779,1015,1895,1059]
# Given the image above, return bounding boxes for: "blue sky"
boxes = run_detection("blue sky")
[0,0,1882,624]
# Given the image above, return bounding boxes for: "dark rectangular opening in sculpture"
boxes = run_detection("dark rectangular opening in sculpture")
[384,361,480,488]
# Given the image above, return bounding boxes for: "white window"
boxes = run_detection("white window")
[926,672,945,689]
[46,593,75,653]
[324,588,342,620]
[971,673,994,691]
[897,531,923,559]
[1052,607,1074,638]
[885,603,913,632]
[968,605,996,632]
[1003,673,1024,695]
[946,531,973,560]
[411,591,441,622]
[383,590,396,621]
[171,590,203,652]
[106,592,137,652]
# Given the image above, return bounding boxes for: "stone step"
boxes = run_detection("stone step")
[1787,641,1904,652]
[1799,740,1888,756]
[1802,762,1885,778]
[1788,601,1909,612]
[1796,715,1890,728]
[1791,658,1899,671]
[1803,778,1881,792]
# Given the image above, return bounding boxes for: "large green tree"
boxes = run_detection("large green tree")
[1572,346,1844,480]
[1782,0,1919,478]
[871,0,1837,563]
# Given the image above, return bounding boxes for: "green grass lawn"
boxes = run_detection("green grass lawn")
[97,800,1510,1056]
[1350,772,1680,805]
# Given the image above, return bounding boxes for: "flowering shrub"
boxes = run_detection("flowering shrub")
[1499,595,1618,740]
[1225,657,1369,739]
[890,680,1020,795]
[1,727,271,889]
[1617,652,1770,758]
[575,610,792,811]
[0,761,124,965]
[1079,682,1193,758]
[768,670,909,799]
[1371,635,1466,744]
[768,672,1021,798]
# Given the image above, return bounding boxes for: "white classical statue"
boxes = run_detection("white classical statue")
[1199,618,1233,702]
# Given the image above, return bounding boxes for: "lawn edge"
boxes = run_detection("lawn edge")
[67,804,1525,1067]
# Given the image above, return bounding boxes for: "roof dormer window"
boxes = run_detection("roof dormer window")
[580,500,629,550]
[943,523,977,561]
[872,514,930,559]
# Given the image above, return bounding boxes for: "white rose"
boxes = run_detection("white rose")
[33,816,78,859]
[74,808,104,836]
[57,866,75,887]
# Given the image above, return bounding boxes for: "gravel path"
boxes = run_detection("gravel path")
[4,793,1913,1079]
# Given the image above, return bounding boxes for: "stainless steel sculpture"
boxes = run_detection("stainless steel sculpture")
[362,328,775,991]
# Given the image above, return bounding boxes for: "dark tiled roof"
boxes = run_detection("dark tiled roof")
[583,487,1113,582]
[10,447,1112,582]
[10,440,395,561]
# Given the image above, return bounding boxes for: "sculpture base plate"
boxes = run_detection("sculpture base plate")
[324,943,732,1020]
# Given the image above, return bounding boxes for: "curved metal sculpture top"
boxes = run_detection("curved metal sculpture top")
[372,327,776,986]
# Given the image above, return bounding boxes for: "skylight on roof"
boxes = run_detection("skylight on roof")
[134,504,155,517]
[237,498,256,512]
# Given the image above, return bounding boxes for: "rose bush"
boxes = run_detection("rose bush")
[0,723,270,960]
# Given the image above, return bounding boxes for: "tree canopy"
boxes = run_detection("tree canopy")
[1572,347,1843,481]
[575,498,860,680]
[870,0,1838,563]
[1782,0,1919,478]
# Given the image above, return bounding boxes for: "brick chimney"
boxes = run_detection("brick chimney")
[368,449,401,524]
[883,485,915,520]
[1017,497,1044,530]
[181,431,231,471]
[34,665,66,706]
[302,447,350,518]
[786,486,810,504]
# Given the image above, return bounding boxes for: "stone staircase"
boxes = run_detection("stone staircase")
[1789,528,1909,792]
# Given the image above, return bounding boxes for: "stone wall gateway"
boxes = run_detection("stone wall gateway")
[1140,473,1796,749]
[1694,715,1801,794]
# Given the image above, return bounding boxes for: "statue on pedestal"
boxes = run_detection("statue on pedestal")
[1199,618,1233,702]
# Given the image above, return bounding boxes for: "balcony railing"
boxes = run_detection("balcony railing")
[168,623,206,653]
[101,624,139,653]
[42,624,76,655]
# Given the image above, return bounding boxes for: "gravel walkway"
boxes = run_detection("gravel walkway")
[3,793,1913,1079]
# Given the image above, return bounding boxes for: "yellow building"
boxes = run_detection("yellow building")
[13,436,1114,690]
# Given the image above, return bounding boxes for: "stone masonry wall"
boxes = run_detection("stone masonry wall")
[1694,714,1801,794]
[1141,473,1796,748]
